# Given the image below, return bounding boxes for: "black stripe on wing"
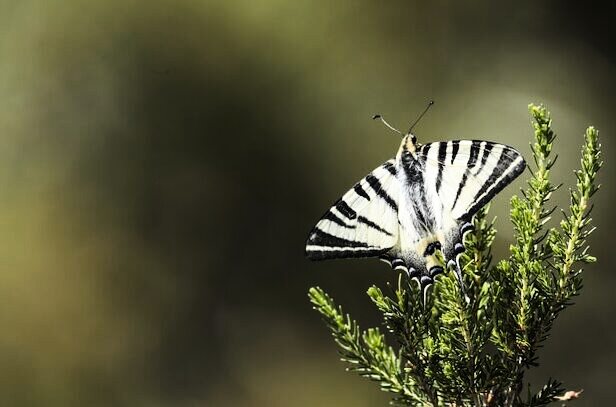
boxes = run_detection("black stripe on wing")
[308,228,370,248]
[353,183,371,200]
[450,140,460,163]
[306,247,388,260]
[383,161,398,175]
[452,171,469,208]
[468,141,481,168]
[365,174,399,211]
[335,199,357,219]
[357,215,394,236]
[435,142,447,192]
[479,143,493,167]
[323,211,354,228]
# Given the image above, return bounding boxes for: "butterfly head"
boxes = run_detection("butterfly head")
[401,132,419,154]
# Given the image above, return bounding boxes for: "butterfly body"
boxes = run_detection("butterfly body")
[306,131,526,301]
[384,136,463,284]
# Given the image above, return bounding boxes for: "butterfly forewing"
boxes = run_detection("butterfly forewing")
[419,140,526,221]
[305,160,401,260]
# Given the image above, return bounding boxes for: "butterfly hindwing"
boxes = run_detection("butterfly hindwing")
[305,160,401,260]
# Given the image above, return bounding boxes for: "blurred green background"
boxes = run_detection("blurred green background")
[0,1,614,405]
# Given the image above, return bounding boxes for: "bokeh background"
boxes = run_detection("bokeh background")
[0,1,614,405]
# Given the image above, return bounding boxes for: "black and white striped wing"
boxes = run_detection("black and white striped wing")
[306,160,400,260]
[420,140,526,221]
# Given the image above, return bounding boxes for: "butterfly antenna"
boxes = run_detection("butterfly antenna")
[408,100,435,133]
[372,114,402,135]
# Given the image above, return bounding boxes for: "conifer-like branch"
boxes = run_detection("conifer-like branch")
[309,287,428,405]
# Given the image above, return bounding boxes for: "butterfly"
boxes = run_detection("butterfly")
[305,112,526,303]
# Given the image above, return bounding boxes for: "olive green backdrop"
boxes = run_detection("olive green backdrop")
[0,1,614,406]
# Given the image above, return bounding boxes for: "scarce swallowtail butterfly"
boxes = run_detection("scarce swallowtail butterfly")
[305,103,526,303]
